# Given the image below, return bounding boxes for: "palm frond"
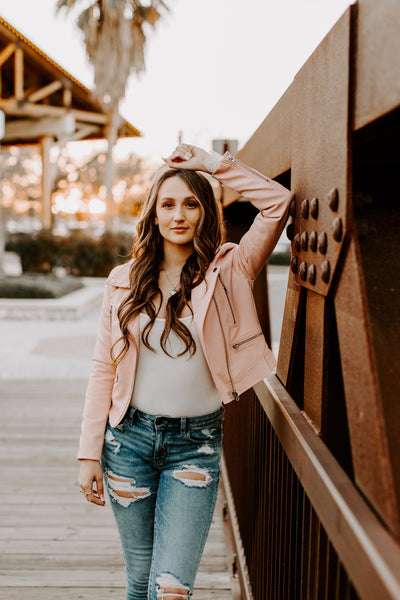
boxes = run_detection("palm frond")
[56,0,88,13]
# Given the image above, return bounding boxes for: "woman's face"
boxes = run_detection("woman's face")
[155,176,201,250]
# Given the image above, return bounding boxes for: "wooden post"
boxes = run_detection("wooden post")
[14,47,24,101]
[40,136,53,230]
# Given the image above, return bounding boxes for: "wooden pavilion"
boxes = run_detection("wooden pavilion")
[0,15,140,229]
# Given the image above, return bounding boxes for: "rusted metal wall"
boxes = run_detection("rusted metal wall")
[222,1,400,597]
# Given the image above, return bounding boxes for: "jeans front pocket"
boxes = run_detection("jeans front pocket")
[186,421,223,444]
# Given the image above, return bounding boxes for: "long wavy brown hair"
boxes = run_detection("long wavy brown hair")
[111,168,226,364]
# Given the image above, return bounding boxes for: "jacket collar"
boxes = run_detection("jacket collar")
[106,261,132,289]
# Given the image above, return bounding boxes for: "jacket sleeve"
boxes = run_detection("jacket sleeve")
[212,152,293,280]
[77,280,116,461]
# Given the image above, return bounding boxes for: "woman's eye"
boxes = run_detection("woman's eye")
[187,202,198,209]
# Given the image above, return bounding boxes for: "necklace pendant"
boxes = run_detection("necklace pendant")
[170,289,177,295]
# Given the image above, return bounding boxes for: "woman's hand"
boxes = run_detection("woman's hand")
[162,144,221,174]
[79,459,105,506]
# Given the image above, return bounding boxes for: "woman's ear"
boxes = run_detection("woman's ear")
[154,217,159,225]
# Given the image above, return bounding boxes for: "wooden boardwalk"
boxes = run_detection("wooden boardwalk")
[0,379,233,599]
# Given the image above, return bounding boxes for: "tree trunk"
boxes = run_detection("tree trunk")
[104,106,121,232]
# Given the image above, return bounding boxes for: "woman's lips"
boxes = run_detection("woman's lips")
[171,227,188,232]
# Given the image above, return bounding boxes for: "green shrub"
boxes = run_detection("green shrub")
[0,274,83,298]
[6,231,133,277]
[268,251,291,266]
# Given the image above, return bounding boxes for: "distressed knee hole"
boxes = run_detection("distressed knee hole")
[106,470,151,507]
[104,429,121,454]
[156,573,190,599]
[172,465,212,487]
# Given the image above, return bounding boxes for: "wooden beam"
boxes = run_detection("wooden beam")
[14,47,24,100]
[63,87,72,108]
[28,80,62,103]
[68,124,101,142]
[0,43,15,68]
[0,99,108,124]
[5,114,75,142]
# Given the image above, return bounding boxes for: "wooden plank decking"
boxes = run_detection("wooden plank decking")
[0,379,233,599]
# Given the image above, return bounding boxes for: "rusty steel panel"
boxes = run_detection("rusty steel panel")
[288,8,351,296]
[354,0,400,131]
[303,291,328,434]
[237,84,294,179]
[335,237,400,534]
[276,274,302,387]
[222,85,294,207]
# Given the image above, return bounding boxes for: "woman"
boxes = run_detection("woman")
[78,144,293,600]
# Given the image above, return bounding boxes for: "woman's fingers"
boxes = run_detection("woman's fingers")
[162,144,208,171]
[79,460,105,506]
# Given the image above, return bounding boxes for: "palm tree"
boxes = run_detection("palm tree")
[56,0,169,230]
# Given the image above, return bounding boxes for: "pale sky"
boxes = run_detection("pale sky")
[0,0,352,164]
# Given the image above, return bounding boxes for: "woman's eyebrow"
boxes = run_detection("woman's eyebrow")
[159,195,197,201]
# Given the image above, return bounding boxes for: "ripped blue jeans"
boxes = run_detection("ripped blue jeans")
[101,405,224,600]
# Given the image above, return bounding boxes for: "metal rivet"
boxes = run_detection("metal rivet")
[333,217,343,242]
[300,231,308,251]
[286,223,294,241]
[309,231,318,252]
[318,232,327,254]
[301,199,309,219]
[294,233,300,252]
[321,260,331,283]
[310,197,319,219]
[290,256,298,274]
[299,261,307,281]
[289,198,296,218]
[328,188,339,211]
[308,264,316,285]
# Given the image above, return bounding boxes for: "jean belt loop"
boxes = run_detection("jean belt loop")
[180,417,187,437]
[126,406,136,426]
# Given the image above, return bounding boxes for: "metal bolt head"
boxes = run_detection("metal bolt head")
[310,197,319,219]
[286,222,294,241]
[289,198,296,218]
[294,233,301,252]
[332,217,343,242]
[301,199,309,219]
[321,260,331,283]
[308,264,316,285]
[290,256,298,274]
[309,231,318,252]
[300,231,308,251]
[328,188,339,212]
[299,261,307,281]
[318,232,327,254]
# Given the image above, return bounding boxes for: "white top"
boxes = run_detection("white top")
[130,313,222,417]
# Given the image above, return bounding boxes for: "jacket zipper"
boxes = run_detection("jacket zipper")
[232,331,263,350]
[218,274,236,324]
[228,156,271,183]
[213,296,239,401]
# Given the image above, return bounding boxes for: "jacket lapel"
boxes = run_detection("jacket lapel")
[192,265,220,334]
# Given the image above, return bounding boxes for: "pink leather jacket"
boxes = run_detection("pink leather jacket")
[78,152,293,460]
